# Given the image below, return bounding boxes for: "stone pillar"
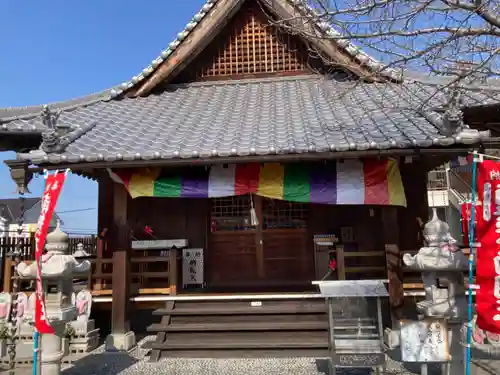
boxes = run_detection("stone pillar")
[40,328,64,375]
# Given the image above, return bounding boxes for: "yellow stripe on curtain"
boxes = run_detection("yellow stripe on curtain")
[257,163,285,200]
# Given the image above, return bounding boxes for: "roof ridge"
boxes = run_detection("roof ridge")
[403,72,500,92]
[0,90,114,123]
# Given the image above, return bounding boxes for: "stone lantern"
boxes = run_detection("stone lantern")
[402,208,468,374]
[16,221,91,375]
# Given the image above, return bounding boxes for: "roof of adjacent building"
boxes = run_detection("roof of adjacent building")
[0,198,42,223]
[0,198,62,225]
[9,74,500,165]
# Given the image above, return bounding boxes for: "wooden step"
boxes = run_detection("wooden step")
[148,320,328,332]
[144,331,328,350]
[154,348,329,358]
[153,300,327,316]
[170,312,327,324]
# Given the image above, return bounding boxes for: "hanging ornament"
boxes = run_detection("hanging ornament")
[250,194,259,227]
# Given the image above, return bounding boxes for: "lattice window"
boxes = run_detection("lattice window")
[175,2,316,82]
[211,195,253,232]
[262,198,308,229]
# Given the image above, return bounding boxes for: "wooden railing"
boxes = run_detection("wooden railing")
[0,235,98,259]
[333,245,387,280]
[89,248,181,297]
[0,235,98,291]
[1,237,181,298]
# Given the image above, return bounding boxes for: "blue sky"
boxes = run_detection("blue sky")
[0,0,206,234]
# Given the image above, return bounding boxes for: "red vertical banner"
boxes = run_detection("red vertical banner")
[35,172,67,334]
[476,161,500,333]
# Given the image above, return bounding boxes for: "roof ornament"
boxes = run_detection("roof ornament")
[40,105,63,153]
[441,85,464,136]
[41,105,61,129]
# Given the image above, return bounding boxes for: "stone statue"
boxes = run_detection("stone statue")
[0,293,11,323]
[73,243,90,258]
[75,290,91,323]
[26,293,35,321]
[17,293,34,336]
[16,292,28,322]
[470,316,500,347]
[403,208,468,318]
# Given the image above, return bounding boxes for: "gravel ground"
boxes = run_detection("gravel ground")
[0,336,498,375]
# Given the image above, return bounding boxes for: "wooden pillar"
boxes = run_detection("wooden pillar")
[97,173,115,290]
[336,244,346,280]
[111,182,131,334]
[381,206,404,322]
[168,248,179,295]
[254,195,265,279]
[399,161,429,251]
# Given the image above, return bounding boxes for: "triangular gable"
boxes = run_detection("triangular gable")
[172,1,333,83]
[116,0,400,99]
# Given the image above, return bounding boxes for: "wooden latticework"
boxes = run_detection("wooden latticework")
[262,199,308,229]
[210,195,253,232]
[175,2,319,83]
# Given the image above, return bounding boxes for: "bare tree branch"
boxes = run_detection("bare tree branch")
[266,0,500,83]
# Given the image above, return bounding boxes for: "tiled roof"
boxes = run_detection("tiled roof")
[0,198,40,222]
[0,91,112,133]
[11,75,500,165]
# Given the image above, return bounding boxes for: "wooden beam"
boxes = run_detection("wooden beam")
[110,182,132,334]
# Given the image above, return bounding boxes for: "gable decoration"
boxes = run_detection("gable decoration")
[109,159,406,207]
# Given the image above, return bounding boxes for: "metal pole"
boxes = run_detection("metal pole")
[327,298,336,375]
[376,297,385,375]
[465,151,478,375]
[32,330,39,375]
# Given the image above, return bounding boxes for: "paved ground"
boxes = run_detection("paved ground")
[0,336,498,375]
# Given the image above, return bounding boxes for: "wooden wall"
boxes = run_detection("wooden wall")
[128,197,209,249]
[96,159,429,298]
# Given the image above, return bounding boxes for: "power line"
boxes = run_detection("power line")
[56,208,96,214]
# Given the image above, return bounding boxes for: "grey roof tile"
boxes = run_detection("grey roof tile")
[9,75,500,165]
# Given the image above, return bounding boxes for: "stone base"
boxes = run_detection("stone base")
[105,331,136,351]
[384,328,400,349]
[417,298,467,318]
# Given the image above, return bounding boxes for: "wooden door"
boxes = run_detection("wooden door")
[208,195,312,287]
[261,198,311,284]
[208,196,259,286]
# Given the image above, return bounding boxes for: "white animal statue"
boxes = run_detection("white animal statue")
[75,290,92,323]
